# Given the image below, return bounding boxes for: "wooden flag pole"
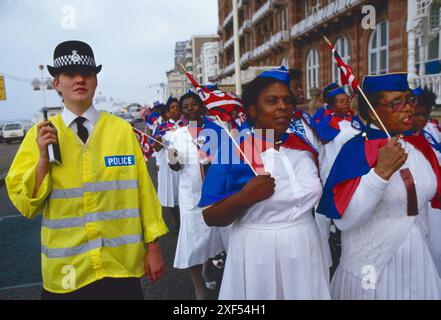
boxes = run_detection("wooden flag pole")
[323,36,391,138]
[215,115,258,176]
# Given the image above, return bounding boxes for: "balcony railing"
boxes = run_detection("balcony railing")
[239,20,252,36]
[223,11,234,28]
[240,51,253,67]
[415,73,441,104]
[290,0,363,38]
[251,30,290,60]
[224,36,235,50]
[223,63,236,77]
[252,0,272,25]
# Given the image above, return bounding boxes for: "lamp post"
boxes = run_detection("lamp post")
[39,65,48,109]
[32,65,53,111]
[232,0,241,95]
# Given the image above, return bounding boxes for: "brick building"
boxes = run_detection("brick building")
[216,0,441,105]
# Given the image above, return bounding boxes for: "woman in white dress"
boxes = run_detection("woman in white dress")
[412,88,441,276]
[199,67,331,300]
[167,92,223,300]
[313,85,365,274]
[153,98,186,231]
[318,73,441,299]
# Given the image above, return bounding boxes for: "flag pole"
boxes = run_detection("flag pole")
[232,0,242,96]
[215,115,258,176]
[144,132,170,150]
[323,36,391,138]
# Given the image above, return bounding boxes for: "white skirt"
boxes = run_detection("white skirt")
[331,225,441,300]
[219,214,331,300]
[173,207,224,269]
[157,150,180,208]
[429,206,441,276]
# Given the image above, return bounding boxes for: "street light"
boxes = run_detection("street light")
[32,65,54,109]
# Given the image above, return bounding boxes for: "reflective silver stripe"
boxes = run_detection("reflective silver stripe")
[41,235,144,258]
[42,208,140,230]
[84,180,138,193]
[50,187,83,199]
[50,180,138,199]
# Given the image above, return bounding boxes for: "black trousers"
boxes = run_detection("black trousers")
[41,277,144,300]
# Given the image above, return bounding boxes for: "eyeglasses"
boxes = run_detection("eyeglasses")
[378,96,417,112]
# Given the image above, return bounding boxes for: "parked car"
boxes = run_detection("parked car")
[115,112,135,126]
[0,123,4,143]
[127,104,142,122]
[3,122,26,144]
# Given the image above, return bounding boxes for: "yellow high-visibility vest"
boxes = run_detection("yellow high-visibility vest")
[6,112,168,293]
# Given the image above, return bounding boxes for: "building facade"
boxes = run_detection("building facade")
[216,0,441,103]
[201,41,220,84]
[166,68,188,98]
[167,36,220,98]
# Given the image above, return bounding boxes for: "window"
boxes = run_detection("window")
[332,36,351,85]
[368,21,389,75]
[306,48,320,99]
[430,3,441,30]
[428,34,440,61]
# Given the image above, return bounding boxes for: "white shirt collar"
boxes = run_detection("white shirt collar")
[61,105,99,128]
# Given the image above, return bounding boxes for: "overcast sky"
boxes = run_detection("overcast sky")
[0,0,218,121]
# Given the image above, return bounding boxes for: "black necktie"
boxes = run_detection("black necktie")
[74,117,89,144]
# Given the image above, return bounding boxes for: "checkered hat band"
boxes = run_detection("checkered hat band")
[53,54,96,68]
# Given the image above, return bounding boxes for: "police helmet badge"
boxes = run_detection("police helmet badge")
[71,50,81,62]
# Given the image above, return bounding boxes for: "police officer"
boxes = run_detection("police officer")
[6,40,168,299]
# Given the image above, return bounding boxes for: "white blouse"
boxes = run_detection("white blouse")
[238,147,322,226]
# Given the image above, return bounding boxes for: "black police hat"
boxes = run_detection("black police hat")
[47,40,102,77]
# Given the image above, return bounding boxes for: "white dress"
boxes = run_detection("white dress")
[331,141,441,299]
[156,130,180,208]
[315,120,361,243]
[168,126,224,269]
[219,147,331,300]
[424,127,441,276]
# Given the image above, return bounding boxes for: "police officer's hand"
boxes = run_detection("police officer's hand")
[374,137,408,180]
[144,241,165,283]
[240,173,276,206]
[36,121,58,162]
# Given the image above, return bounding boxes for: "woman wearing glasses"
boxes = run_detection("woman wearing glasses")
[318,73,441,299]
[313,85,365,261]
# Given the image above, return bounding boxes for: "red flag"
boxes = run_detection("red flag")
[328,41,359,93]
[181,67,244,123]
[133,127,154,162]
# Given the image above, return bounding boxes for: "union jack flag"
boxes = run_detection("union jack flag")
[133,127,154,162]
[181,66,244,123]
[327,39,359,93]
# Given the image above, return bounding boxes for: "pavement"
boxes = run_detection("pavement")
[0,123,219,300]
[0,140,21,186]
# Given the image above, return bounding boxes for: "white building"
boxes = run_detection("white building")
[201,42,220,84]
[407,0,441,104]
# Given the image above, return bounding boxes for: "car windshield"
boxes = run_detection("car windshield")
[5,124,22,130]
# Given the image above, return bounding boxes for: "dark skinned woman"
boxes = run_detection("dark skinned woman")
[153,97,187,231]
[166,92,223,300]
[318,73,441,299]
[198,67,331,300]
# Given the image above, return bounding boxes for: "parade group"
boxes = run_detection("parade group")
[6,40,441,300]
